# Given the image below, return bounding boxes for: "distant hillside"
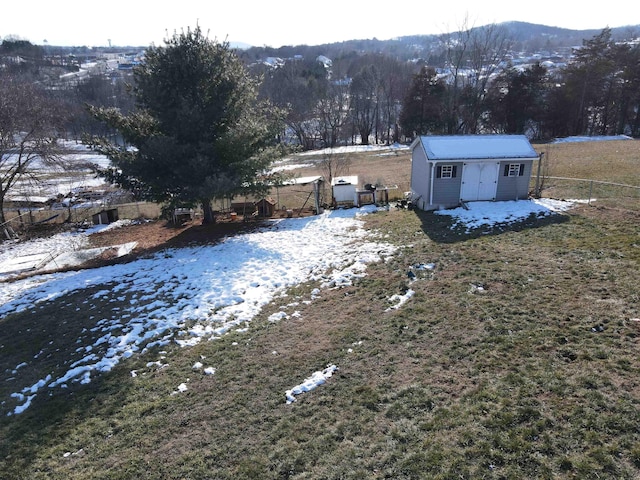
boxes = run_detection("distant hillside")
[496,21,639,51]
[238,22,640,63]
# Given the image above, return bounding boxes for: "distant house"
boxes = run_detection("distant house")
[409,135,540,210]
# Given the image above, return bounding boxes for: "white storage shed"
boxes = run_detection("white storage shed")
[331,176,359,208]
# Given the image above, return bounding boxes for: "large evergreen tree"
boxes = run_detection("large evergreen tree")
[537,28,640,138]
[399,66,446,137]
[86,27,285,223]
[485,63,549,136]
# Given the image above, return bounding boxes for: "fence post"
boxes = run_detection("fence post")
[588,180,593,206]
[535,152,544,198]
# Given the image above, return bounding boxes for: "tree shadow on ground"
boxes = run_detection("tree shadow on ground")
[0,353,142,477]
[0,286,140,473]
[413,207,571,244]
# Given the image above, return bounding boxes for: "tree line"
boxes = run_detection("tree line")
[257,26,640,146]
[4,26,639,148]
[1,26,638,224]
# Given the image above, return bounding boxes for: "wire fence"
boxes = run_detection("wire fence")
[537,176,640,211]
[1,175,635,239]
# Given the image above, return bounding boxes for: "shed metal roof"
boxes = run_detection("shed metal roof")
[414,135,538,161]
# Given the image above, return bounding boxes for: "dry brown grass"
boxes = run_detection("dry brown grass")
[270,146,413,210]
[1,204,639,479]
[536,139,639,184]
[273,139,639,212]
[534,139,640,209]
[0,138,639,479]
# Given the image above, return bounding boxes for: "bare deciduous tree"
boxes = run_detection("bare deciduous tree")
[376,56,412,144]
[349,65,379,145]
[258,57,329,150]
[319,149,351,187]
[439,18,512,134]
[0,74,66,227]
[316,80,350,148]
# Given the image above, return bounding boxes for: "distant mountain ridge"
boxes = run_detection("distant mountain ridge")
[238,21,640,62]
[495,21,638,44]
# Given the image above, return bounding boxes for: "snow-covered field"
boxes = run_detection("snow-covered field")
[0,197,582,414]
[1,206,398,413]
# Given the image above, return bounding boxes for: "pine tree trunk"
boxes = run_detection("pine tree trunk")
[201,198,215,224]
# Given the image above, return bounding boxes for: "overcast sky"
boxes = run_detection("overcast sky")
[3,0,639,48]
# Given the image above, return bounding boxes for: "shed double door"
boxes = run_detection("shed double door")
[460,162,499,202]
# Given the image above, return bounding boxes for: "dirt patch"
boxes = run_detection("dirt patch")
[87,207,319,256]
[0,218,267,281]
[86,218,268,262]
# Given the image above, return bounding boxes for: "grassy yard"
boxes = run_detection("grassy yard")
[536,140,640,210]
[0,139,639,479]
[264,138,640,212]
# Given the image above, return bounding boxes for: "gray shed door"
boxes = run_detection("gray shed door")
[460,162,499,201]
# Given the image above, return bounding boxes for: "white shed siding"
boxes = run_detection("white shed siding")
[460,161,500,201]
